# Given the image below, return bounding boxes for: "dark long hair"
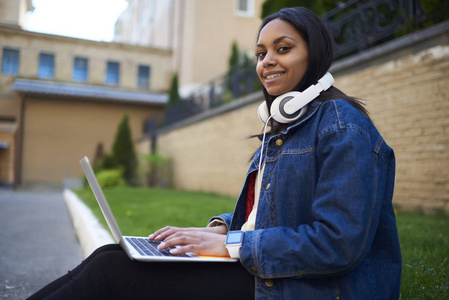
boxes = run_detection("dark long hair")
[257,7,370,135]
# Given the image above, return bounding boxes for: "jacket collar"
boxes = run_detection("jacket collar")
[251,100,322,172]
[257,99,322,141]
[280,99,322,135]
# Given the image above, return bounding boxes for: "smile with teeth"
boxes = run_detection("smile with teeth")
[265,72,284,80]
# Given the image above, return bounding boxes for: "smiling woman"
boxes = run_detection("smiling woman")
[25,0,128,41]
[255,19,309,96]
[27,7,401,300]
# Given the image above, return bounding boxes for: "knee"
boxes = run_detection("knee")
[87,247,130,271]
[89,244,121,257]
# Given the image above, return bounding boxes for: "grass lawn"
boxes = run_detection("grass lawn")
[74,187,448,299]
[396,214,448,299]
[74,187,236,236]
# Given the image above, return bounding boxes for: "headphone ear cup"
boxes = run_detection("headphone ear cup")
[258,102,270,124]
[270,92,307,124]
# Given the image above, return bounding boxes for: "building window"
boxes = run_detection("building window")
[105,61,120,85]
[38,53,55,79]
[1,48,20,75]
[137,65,150,89]
[235,0,254,17]
[72,57,88,82]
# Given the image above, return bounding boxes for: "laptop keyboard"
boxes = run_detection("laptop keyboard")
[125,237,190,257]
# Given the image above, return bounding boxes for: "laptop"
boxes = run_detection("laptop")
[80,156,237,262]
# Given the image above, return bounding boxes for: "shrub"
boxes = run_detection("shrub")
[96,168,125,188]
[112,114,138,185]
[168,73,180,105]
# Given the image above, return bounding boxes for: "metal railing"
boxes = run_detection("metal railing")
[164,62,260,126]
[322,0,428,59]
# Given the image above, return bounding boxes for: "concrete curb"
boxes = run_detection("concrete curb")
[63,189,115,258]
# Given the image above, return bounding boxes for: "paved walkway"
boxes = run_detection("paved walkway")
[0,189,83,300]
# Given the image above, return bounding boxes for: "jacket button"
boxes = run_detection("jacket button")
[275,139,283,147]
[265,280,274,287]
[266,183,270,190]
[251,267,257,273]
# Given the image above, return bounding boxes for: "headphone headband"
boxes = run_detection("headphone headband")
[258,72,334,124]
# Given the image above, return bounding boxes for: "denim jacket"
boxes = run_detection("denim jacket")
[211,99,401,300]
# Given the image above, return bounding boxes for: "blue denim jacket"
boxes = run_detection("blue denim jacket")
[212,99,401,299]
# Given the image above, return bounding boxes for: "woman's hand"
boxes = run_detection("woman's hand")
[148,225,229,257]
[149,225,227,241]
[159,230,229,257]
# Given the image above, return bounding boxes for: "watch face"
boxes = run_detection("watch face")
[227,231,244,244]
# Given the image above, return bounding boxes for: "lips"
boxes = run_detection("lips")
[264,72,285,80]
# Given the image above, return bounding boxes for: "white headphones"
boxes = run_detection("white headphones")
[258,72,334,124]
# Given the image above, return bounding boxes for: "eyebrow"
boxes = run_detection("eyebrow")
[256,35,296,48]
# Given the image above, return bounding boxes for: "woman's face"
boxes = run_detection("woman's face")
[256,18,309,96]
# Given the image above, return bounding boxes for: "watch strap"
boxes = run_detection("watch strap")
[226,244,241,259]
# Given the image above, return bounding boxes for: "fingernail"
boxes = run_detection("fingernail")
[170,248,177,254]
[157,242,165,249]
[148,234,154,239]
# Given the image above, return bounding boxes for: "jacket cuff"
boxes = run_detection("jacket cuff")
[208,212,233,229]
[239,230,261,276]
[207,219,226,228]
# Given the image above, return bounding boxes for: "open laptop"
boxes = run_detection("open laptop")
[80,156,237,262]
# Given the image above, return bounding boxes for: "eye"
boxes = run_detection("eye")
[278,46,292,53]
[255,51,266,60]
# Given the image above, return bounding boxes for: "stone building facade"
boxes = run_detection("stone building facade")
[0,0,173,187]
[114,0,264,95]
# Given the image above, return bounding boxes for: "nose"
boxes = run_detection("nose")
[262,51,276,68]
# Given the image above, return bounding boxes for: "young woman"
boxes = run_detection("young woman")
[28,7,401,300]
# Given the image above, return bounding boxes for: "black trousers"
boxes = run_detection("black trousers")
[27,244,255,300]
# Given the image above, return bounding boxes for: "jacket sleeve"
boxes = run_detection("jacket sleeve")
[208,213,233,231]
[239,121,390,279]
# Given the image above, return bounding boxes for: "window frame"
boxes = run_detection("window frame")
[234,0,254,17]
[72,56,89,83]
[137,64,151,89]
[1,48,20,75]
[38,52,55,79]
[105,60,120,86]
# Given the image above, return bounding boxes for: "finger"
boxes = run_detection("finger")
[148,226,177,240]
[169,244,198,255]
[151,227,207,241]
[161,232,197,245]
[158,236,199,252]
[154,227,196,241]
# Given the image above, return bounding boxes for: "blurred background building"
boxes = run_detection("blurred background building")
[0,0,171,188]
[0,0,265,188]
[114,0,264,95]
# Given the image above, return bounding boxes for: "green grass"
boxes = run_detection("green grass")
[395,214,449,299]
[74,187,449,299]
[74,186,236,236]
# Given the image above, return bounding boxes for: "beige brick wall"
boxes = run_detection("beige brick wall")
[337,45,449,214]
[156,100,262,196]
[151,45,449,214]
